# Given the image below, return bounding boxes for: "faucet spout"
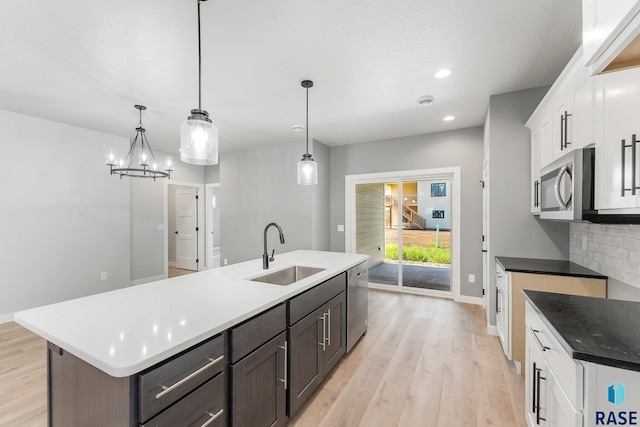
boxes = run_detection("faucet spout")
[263,222,285,269]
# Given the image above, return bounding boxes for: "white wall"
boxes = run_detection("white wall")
[329,127,484,298]
[485,87,570,325]
[219,139,330,265]
[130,153,204,282]
[0,109,131,321]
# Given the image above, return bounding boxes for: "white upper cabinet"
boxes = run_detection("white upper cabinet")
[573,77,597,150]
[531,127,542,214]
[597,67,640,210]
[583,0,640,71]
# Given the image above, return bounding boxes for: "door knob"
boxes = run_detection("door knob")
[175,231,178,234]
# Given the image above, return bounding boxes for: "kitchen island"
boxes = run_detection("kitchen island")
[14,250,368,427]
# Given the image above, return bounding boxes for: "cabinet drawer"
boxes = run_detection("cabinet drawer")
[230,303,286,363]
[139,334,225,423]
[526,303,583,410]
[142,371,226,427]
[289,273,346,325]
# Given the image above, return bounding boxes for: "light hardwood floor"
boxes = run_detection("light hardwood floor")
[168,266,196,278]
[0,290,525,427]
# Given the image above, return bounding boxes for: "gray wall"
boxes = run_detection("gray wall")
[485,87,570,324]
[130,150,204,281]
[219,139,330,265]
[0,109,131,321]
[329,127,484,298]
[205,164,220,184]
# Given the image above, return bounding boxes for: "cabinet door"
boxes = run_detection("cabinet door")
[574,77,596,150]
[531,129,541,214]
[525,330,549,427]
[548,374,582,427]
[288,309,323,417]
[231,332,287,427]
[539,114,553,169]
[583,0,640,66]
[323,292,346,373]
[496,283,509,358]
[599,67,640,209]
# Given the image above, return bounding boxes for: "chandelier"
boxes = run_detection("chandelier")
[107,105,173,181]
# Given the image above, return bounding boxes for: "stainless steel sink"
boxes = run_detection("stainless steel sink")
[250,265,325,286]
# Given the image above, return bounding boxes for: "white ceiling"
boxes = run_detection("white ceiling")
[0,0,582,156]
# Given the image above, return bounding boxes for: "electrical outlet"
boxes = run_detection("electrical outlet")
[100,272,107,281]
[337,224,344,232]
[468,274,475,283]
[157,224,164,231]
[582,235,587,251]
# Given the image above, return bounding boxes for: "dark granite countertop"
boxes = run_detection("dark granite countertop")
[496,256,606,279]
[523,290,640,372]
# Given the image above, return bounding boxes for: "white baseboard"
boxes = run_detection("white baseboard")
[131,274,166,286]
[487,324,498,336]
[0,312,15,324]
[455,295,484,306]
[168,261,176,268]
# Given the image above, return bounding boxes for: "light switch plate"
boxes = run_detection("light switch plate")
[337,225,344,232]
[468,274,475,283]
[157,224,164,231]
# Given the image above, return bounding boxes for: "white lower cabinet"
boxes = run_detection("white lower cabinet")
[525,303,582,427]
[495,264,510,359]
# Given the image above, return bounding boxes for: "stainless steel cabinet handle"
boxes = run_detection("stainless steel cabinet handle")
[621,136,639,197]
[278,341,287,390]
[560,113,565,150]
[634,134,639,196]
[319,315,326,351]
[201,408,224,427]
[326,309,331,346]
[532,362,537,414]
[156,354,224,399]
[563,111,572,149]
[530,329,551,352]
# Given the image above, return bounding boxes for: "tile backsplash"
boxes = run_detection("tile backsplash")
[570,222,640,289]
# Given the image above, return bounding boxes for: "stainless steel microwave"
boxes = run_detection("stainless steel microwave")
[540,149,583,220]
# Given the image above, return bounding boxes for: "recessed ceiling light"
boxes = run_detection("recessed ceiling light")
[435,69,452,79]
[417,95,434,107]
[443,115,455,121]
[291,125,304,132]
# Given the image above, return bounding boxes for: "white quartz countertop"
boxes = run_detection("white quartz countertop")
[14,250,368,377]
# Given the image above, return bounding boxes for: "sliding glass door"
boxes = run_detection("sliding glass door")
[350,172,455,297]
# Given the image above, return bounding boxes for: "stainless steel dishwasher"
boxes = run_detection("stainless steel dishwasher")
[347,261,368,352]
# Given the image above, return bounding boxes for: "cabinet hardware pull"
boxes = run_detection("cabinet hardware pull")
[530,329,550,352]
[634,134,639,196]
[201,408,224,427]
[278,341,288,390]
[536,367,547,424]
[532,362,537,414]
[319,315,326,351]
[621,136,640,196]
[326,309,331,346]
[563,111,572,149]
[155,354,224,400]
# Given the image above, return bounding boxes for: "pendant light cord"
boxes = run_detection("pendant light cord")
[306,85,309,155]
[197,0,203,110]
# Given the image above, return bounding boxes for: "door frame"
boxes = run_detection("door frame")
[205,183,221,269]
[345,167,461,301]
[164,180,205,278]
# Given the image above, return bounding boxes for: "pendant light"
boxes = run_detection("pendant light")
[297,80,318,185]
[180,0,218,165]
[107,105,172,181]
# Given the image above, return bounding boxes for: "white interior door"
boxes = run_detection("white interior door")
[483,157,490,325]
[176,188,198,271]
[206,184,221,269]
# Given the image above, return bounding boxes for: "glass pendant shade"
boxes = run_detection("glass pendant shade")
[297,154,318,185]
[180,111,218,165]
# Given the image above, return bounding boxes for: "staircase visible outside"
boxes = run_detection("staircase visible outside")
[385,195,426,230]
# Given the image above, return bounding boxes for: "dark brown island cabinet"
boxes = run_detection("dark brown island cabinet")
[46,264,365,427]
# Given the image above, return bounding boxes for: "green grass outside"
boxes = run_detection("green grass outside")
[385,243,451,265]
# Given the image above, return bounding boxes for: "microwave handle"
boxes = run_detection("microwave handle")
[554,165,572,209]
